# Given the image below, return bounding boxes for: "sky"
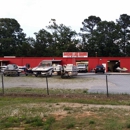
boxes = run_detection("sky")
[0,0,130,38]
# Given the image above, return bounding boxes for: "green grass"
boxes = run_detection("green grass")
[0,87,88,95]
[0,116,55,129]
[0,100,130,130]
[0,88,130,129]
[1,87,130,106]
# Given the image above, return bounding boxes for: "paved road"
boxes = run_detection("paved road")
[78,72,130,94]
[0,72,130,94]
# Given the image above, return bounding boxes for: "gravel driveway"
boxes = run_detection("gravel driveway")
[1,73,130,94]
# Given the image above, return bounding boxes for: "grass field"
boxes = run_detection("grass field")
[0,88,130,130]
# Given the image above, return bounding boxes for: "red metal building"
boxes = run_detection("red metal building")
[0,56,130,72]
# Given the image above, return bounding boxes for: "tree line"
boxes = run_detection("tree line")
[0,14,130,57]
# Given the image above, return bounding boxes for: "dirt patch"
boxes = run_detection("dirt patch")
[18,102,130,120]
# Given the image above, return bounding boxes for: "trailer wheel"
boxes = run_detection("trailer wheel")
[17,72,20,76]
[35,74,38,77]
[58,71,61,75]
[61,75,64,78]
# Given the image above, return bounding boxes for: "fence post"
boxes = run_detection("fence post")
[45,75,49,95]
[1,73,4,95]
[106,74,109,97]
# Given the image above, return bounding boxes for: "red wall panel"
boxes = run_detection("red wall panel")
[1,57,130,72]
[88,58,98,72]
[120,58,130,72]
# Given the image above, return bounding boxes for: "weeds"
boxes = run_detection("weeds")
[1,88,130,129]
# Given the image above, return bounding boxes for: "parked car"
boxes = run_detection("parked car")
[3,64,21,76]
[94,65,105,73]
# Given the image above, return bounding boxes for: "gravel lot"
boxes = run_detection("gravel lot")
[1,72,130,94]
[0,74,107,89]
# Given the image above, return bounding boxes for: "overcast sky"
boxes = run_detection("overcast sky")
[0,0,130,38]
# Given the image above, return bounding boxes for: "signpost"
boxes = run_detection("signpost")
[1,73,4,95]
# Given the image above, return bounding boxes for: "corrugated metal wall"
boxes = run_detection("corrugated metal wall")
[0,57,130,72]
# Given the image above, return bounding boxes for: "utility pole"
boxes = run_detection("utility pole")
[95,52,97,57]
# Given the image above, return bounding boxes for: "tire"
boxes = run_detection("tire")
[35,74,38,77]
[61,73,65,78]
[17,72,20,76]
[58,71,61,75]
[61,75,65,78]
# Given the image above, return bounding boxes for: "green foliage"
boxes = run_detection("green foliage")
[116,14,130,56]
[45,21,79,56]
[0,116,21,128]
[25,116,44,126]
[80,14,130,56]
[126,123,130,128]
[0,18,28,56]
[89,120,95,124]
[66,123,75,129]
[0,14,130,57]
[64,107,73,111]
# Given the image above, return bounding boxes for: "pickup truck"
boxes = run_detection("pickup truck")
[77,63,88,72]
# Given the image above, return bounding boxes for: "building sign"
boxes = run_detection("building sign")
[78,52,88,57]
[63,52,72,57]
[63,52,88,58]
